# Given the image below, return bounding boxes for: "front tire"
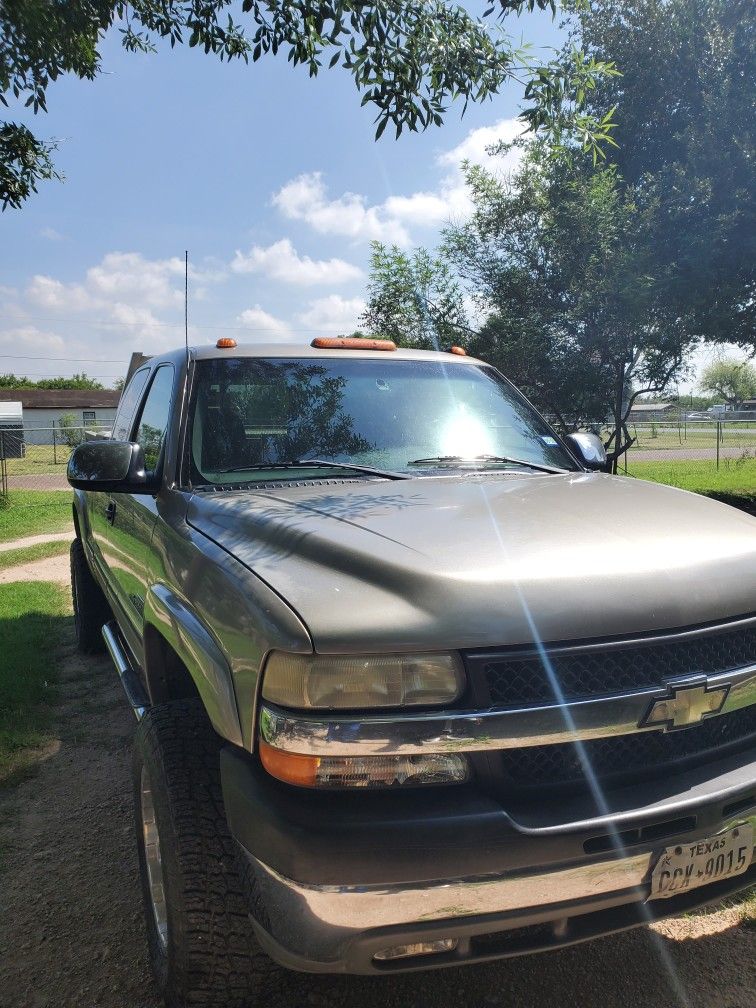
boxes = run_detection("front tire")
[133,700,268,1008]
[70,538,110,653]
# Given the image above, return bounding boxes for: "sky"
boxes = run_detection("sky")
[0,6,738,393]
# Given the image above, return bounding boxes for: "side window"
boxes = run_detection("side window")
[112,369,149,441]
[134,365,175,472]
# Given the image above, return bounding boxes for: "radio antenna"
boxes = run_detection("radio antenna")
[184,250,189,357]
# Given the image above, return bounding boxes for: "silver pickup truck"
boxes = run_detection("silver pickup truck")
[67,338,756,1008]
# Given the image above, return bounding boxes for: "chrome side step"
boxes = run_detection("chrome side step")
[102,621,150,720]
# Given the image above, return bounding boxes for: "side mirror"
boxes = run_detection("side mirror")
[67,441,160,493]
[565,432,608,471]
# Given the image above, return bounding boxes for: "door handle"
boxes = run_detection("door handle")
[105,499,117,526]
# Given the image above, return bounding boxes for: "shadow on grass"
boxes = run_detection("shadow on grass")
[0,580,72,781]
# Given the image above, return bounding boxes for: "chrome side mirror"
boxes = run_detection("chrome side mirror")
[565,432,608,471]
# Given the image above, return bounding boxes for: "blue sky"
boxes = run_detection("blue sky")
[0,6,565,386]
[0,6,726,391]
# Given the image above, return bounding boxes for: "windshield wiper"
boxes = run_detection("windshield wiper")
[407,454,566,475]
[297,458,409,480]
[216,460,408,480]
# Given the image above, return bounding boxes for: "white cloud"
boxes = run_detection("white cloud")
[0,325,66,355]
[438,118,524,175]
[296,295,366,334]
[273,173,410,245]
[231,238,363,285]
[40,226,64,241]
[272,119,525,243]
[237,305,292,341]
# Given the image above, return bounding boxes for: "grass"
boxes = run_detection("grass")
[0,539,70,572]
[626,457,756,499]
[4,442,74,477]
[0,581,71,779]
[0,490,73,543]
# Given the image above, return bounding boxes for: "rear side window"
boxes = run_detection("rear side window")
[112,369,149,441]
[134,365,175,472]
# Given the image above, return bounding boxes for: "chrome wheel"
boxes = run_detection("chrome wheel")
[141,766,169,948]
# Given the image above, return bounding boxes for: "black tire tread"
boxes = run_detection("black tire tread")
[70,537,109,653]
[134,700,271,1008]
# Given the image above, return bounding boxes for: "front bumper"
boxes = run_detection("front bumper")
[221,745,756,974]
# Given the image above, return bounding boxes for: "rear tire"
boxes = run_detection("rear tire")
[70,538,110,654]
[133,700,270,1008]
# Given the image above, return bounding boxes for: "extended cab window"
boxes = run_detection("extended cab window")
[112,368,149,441]
[135,365,175,472]
[189,356,578,484]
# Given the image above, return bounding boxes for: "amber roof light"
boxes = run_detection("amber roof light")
[311,337,396,351]
[448,346,467,356]
[216,337,237,349]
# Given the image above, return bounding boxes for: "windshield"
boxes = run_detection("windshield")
[188,357,578,484]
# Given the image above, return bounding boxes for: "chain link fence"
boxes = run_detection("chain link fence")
[0,424,111,498]
[614,420,756,472]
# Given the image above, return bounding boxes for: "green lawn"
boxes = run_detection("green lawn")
[0,539,70,571]
[4,442,74,477]
[627,457,756,495]
[0,490,73,543]
[0,581,71,779]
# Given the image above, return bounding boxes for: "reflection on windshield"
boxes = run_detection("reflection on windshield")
[189,357,578,484]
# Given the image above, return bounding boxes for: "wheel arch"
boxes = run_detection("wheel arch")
[143,584,243,746]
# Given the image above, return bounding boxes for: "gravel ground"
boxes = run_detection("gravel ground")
[0,557,753,1008]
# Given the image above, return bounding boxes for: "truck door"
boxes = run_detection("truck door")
[87,367,150,589]
[98,364,176,662]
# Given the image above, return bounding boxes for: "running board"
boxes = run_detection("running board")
[102,621,150,720]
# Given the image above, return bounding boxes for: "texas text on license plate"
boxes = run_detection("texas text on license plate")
[650,824,753,901]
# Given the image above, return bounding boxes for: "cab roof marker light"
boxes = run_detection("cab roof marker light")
[311,337,397,351]
[216,337,237,348]
[448,346,467,356]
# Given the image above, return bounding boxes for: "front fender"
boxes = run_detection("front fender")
[144,583,243,746]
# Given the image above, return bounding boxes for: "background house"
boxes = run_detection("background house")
[0,388,121,444]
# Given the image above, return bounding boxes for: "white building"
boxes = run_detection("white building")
[0,388,121,445]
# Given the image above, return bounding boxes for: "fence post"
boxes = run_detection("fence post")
[52,422,57,465]
[716,421,721,469]
[0,430,7,499]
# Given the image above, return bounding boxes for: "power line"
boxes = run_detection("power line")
[0,314,359,334]
[0,354,128,362]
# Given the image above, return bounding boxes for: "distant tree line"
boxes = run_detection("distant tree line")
[0,372,106,390]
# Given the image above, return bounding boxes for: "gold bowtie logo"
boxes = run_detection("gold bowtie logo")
[641,680,730,731]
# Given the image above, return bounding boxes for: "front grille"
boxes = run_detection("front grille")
[464,620,756,792]
[496,707,755,789]
[472,621,756,707]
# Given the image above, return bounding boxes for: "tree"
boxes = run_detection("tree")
[568,0,756,351]
[361,243,469,351]
[699,359,756,410]
[0,1,618,209]
[0,372,105,389]
[112,376,126,392]
[0,373,35,388]
[35,373,105,389]
[442,143,693,467]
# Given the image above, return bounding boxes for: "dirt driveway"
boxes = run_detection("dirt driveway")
[0,561,753,1008]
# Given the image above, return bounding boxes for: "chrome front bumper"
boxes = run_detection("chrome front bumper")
[242,811,756,973]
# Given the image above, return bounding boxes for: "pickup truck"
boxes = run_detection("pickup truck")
[67,338,756,1008]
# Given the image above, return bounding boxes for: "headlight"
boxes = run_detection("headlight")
[261,651,465,710]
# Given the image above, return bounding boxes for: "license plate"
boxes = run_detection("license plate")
[650,823,753,900]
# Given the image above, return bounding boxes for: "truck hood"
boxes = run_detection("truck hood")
[187,473,756,652]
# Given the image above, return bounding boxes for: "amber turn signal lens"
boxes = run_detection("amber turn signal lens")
[258,740,321,787]
[216,337,238,348]
[311,337,396,351]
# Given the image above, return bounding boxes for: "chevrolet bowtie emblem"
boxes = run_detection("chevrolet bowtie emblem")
[640,678,730,731]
